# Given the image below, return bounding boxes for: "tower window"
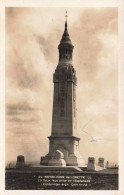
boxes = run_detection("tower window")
[66,54,68,59]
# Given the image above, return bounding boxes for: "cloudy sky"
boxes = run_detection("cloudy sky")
[6,7,118,164]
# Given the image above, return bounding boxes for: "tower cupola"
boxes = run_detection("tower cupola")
[58,14,74,63]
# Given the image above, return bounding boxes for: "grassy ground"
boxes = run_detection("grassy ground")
[5,167,118,190]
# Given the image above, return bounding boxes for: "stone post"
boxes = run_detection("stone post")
[98,157,104,168]
[16,155,25,168]
[87,157,95,171]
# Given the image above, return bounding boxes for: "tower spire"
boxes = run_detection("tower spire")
[65,11,67,29]
[58,11,73,63]
[65,11,67,22]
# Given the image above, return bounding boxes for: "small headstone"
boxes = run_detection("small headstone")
[87,157,95,171]
[16,155,25,168]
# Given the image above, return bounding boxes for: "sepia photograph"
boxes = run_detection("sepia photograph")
[5,6,119,190]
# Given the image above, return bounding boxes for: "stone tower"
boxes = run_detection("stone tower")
[40,19,85,166]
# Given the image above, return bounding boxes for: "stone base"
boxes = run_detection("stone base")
[95,165,105,171]
[48,158,66,166]
[47,150,66,166]
[16,162,25,168]
[41,152,85,167]
[40,136,85,167]
[87,163,95,171]
[67,153,85,166]
[87,165,105,171]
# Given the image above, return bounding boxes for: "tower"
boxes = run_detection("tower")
[40,15,85,166]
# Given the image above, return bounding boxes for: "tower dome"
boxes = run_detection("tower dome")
[58,20,74,63]
[58,21,73,49]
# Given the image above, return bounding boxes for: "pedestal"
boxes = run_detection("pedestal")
[40,136,85,166]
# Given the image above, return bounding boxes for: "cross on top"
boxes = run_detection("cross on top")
[65,11,68,21]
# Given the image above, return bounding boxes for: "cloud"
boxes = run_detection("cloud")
[7,102,33,111]
[6,102,34,115]
[71,8,118,82]
[9,117,38,123]
[34,30,60,63]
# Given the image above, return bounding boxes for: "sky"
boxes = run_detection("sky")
[5,7,118,165]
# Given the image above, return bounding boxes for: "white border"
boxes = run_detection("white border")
[0,0,5,192]
[4,0,118,7]
[119,0,124,194]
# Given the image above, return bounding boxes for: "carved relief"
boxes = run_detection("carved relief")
[59,83,66,117]
[54,65,77,84]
